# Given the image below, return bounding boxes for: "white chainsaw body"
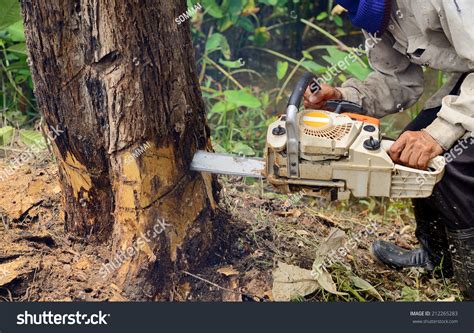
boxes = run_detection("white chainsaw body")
[191,74,446,201]
[264,110,445,200]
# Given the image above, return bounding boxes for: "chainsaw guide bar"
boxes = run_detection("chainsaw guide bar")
[190,151,265,178]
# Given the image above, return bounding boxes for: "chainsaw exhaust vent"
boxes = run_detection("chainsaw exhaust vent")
[303,123,352,140]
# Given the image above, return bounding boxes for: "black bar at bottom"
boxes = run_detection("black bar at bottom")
[0,302,473,333]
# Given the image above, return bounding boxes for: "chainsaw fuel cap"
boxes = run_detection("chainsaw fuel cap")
[363,136,381,151]
[272,125,286,136]
[363,125,376,132]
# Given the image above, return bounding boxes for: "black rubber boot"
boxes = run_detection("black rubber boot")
[446,227,474,301]
[413,198,453,277]
[372,240,434,270]
[371,198,454,275]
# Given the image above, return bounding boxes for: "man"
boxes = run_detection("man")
[304,0,473,299]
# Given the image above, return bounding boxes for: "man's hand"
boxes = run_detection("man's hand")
[389,130,444,170]
[304,83,342,110]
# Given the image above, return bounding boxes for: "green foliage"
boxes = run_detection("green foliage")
[205,32,231,59]
[0,0,22,30]
[322,47,371,80]
[19,129,46,148]
[192,0,374,155]
[0,2,35,137]
[0,0,449,164]
[0,125,14,145]
[276,61,288,80]
[401,286,420,301]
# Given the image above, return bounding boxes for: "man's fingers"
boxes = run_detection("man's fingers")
[389,130,444,170]
[417,152,432,170]
[391,133,409,154]
[399,146,412,166]
[304,84,338,109]
[389,134,408,162]
[304,87,314,99]
[304,88,321,106]
[409,150,420,169]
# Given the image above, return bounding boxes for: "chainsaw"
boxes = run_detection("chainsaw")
[191,73,446,201]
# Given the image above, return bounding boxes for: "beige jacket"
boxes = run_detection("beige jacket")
[337,0,474,150]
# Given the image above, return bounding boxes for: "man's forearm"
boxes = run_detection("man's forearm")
[424,73,474,150]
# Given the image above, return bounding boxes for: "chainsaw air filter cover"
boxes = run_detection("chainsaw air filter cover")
[298,110,361,160]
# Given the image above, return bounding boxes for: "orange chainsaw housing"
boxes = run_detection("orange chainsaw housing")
[342,112,380,127]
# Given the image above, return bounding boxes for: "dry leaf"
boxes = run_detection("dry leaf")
[276,209,302,218]
[350,275,383,301]
[331,4,347,16]
[217,266,239,277]
[400,225,413,235]
[272,262,319,301]
[74,257,91,270]
[313,228,347,269]
[438,296,456,302]
[315,268,348,296]
[295,229,310,236]
[317,228,347,256]
[310,228,348,296]
[222,276,241,302]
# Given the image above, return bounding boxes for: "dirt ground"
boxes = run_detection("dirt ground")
[0,154,462,302]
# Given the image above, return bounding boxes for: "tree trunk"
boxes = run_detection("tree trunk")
[21,0,218,300]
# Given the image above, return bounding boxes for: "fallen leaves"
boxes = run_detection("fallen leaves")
[272,262,319,301]
[272,228,388,301]
[74,257,92,271]
[437,296,456,302]
[217,266,239,277]
[276,209,302,218]
[272,229,351,301]
[350,276,383,301]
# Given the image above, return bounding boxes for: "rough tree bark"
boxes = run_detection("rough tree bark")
[21,0,218,299]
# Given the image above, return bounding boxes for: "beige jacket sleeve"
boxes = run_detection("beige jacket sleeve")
[423,0,474,150]
[337,32,425,118]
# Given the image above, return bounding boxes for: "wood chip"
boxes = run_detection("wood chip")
[217,266,239,277]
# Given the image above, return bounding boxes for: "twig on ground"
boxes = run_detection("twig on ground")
[1,215,9,231]
[181,270,263,301]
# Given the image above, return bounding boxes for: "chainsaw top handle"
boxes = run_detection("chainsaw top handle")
[285,73,320,179]
[287,72,319,108]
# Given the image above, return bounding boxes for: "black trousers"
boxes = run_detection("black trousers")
[402,91,474,231]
